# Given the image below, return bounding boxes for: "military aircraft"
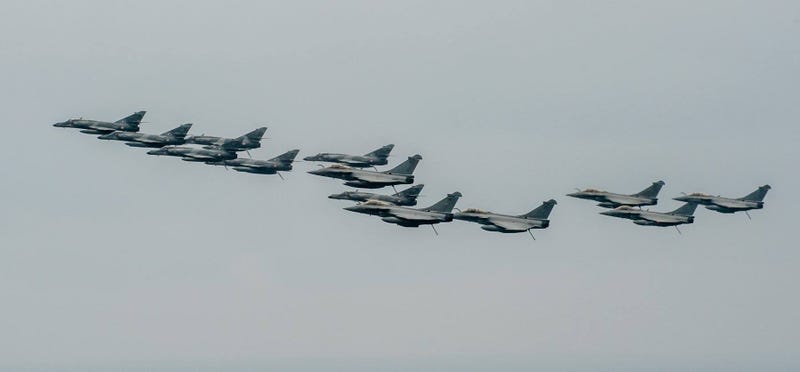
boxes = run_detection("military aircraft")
[304,144,394,168]
[567,180,665,208]
[207,149,300,178]
[599,202,698,233]
[97,123,192,148]
[343,192,462,234]
[184,127,268,153]
[52,111,146,135]
[146,145,237,162]
[673,185,771,219]
[453,199,557,240]
[328,184,425,206]
[307,154,422,190]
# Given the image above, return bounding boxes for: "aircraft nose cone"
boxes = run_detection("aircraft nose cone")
[146,150,161,155]
[599,210,614,216]
[308,169,327,176]
[303,156,315,161]
[673,196,688,202]
[567,192,581,197]
[343,205,361,212]
[53,122,66,127]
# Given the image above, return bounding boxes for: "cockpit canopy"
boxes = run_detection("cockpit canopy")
[583,188,605,193]
[688,192,711,197]
[362,200,391,206]
[614,206,636,211]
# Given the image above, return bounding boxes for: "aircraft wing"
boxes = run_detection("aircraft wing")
[132,137,164,144]
[389,209,434,222]
[487,218,532,232]
[183,153,219,160]
[638,213,680,224]
[713,199,746,209]
[604,195,638,205]
[352,172,390,184]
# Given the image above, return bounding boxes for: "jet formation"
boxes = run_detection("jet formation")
[54,111,771,239]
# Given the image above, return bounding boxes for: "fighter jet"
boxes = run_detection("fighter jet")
[567,180,666,208]
[673,185,771,219]
[146,145,237,162]
[599,202,698,233]
[97,123,193,148]
[304,144,394,168]
[343,192,462,234]
[307,154,422,189]
[184,127,268,152]
[453,199,557,240]
[328,184,425,206]
[52,111,146,135]
[207,149,300,178]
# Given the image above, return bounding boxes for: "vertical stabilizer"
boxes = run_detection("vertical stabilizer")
[421,192,462,213]
[384,154,422,175]
[739,185,771,202]
[633,180,666,198]
[520,199,557,219]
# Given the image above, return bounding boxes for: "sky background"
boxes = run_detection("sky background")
[1,0,799,370]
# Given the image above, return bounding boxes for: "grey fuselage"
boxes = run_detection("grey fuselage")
[212,158,293,174]
[453,211,550,232]
[328,191,417,206]
[303,153,388,168]
[98,131,185,148]
[567,190,656,208]
[146,146,237,162]
[185,136,261,152]
[53,119,139,135]
[308,166,414,189]
[344,203,453,227]
[600,207,694,227]
[673,191,768,214]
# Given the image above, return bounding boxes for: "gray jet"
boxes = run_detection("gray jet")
[599,202,698,233]
[673,185,771,219]
[567,180,665,208]
[303,144,394,168]
[184,127,268,152]
[343,191,462,234]
[307,154,422,189]
[453,199,557,240]
[328,184,425,206]
[207,149,300,178]
[52,111,146,135]
[146,145,237,162]
[97,123,193,148]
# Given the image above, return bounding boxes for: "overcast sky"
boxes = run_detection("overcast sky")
[1,0,799,370]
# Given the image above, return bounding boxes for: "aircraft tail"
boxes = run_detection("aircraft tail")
[269,149,300,163]
[385,154,422,175]
[632,180,666,198]
[364,144,394,159]
[421,192,462,213]
[395,184,424,198]
[670,202,698,216]
[239,127,268,141]
[114,111,146,126]
[520,199,557,219]
[739,185,771,202]
[161,123,193,138]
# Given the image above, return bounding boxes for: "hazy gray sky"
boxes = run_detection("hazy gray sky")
[1,0,798,370]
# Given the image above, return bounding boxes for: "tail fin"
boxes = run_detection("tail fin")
[670,202,698,216]
[395,184,424,198]
[364,144,394,159]
[269,149,300,163]
[114,111,146,126]
[161,123,193,138]
[739,185,771,201]
[421,192,462,213]
[520,199,557,219]
[239,127,268,141]
[632,180,666,198]
[384,154,422,175]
